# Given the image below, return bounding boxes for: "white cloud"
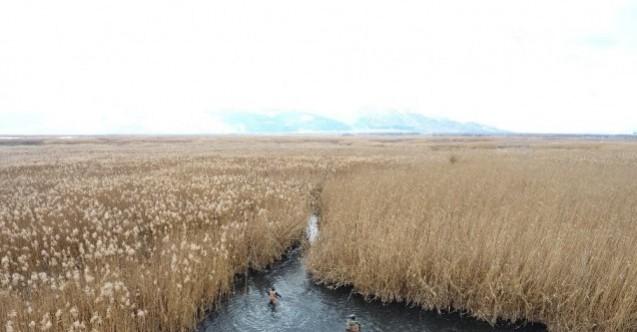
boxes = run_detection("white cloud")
[1,0,636,134]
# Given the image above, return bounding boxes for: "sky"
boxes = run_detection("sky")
[1,0,636,135]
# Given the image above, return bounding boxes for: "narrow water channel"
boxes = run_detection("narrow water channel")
[198,216,546,332]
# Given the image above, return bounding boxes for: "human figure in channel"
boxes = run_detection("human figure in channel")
[267,287,282,305]
[346,314,362,332]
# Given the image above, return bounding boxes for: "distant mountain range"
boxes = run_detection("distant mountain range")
[220,111,350,134]
[0,110,506,135]
[221,110,505,135]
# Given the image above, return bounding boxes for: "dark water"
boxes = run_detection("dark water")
[198,216,546,332]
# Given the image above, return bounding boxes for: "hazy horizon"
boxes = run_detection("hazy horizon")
[1,1,636,135]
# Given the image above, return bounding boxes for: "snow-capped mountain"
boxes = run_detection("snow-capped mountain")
[219,110,505,135]
[351,110,503,134]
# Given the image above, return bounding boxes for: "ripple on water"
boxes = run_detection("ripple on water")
[198,216,546,332]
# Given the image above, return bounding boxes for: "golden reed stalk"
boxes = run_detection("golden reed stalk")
[308,145,637,332]
[3,137,637,331]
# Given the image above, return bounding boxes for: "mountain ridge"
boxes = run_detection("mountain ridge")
[220,110,505,134]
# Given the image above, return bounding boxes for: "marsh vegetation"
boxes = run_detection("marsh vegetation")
[1,136,636,331]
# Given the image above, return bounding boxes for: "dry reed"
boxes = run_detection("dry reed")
[308,147,637,332]
[3,137,637,332]
[0,142,329,331]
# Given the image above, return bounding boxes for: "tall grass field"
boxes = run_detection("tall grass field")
[2,136,637,331]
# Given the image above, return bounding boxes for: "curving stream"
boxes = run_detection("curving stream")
[198,216,546,332]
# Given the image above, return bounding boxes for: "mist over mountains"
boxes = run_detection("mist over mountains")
[220,112,351,134]
[221,110,505,135]
[1,110,505,135]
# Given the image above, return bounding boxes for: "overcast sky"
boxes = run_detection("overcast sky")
[1,0,636,134]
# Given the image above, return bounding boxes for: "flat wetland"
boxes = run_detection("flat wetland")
[1,135,636,331]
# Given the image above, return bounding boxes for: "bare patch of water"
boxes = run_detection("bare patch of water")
[198,216,545,332]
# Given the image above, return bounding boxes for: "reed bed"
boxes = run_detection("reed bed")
[2,137,637,332]
[308,148,637,332]
[0,144,330,331]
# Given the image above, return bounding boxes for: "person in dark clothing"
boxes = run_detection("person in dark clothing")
[267,287,282,305]
[346,314,362,332]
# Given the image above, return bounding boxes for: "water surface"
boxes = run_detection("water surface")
[198,216,545,332]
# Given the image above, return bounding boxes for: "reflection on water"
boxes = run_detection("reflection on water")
[306,214,319,244]
[198,216,546,332]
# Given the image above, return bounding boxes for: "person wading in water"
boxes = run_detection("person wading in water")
[267,287,282,305]
[346,314,362,332]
